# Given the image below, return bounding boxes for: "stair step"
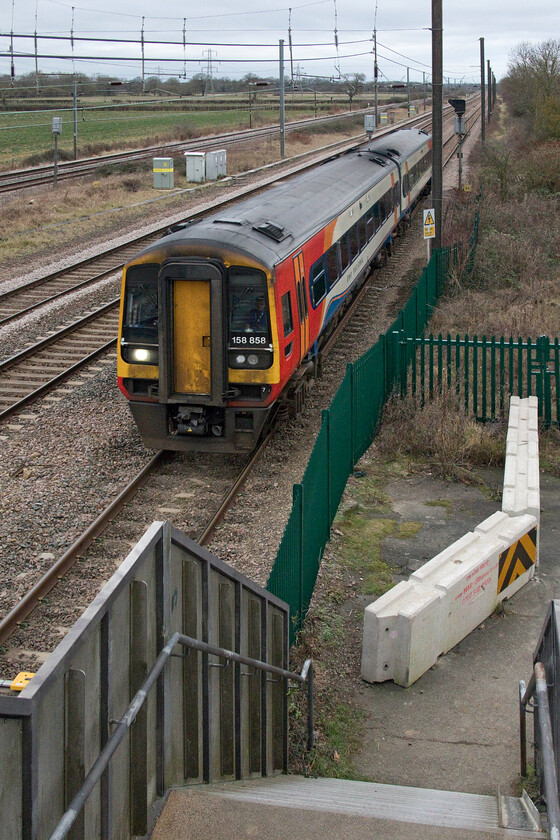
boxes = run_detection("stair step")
[152,775,545,839]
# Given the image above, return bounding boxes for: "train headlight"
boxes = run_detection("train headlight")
[121,341,159,366]
[247,354,259,366]
[235,354,246,364]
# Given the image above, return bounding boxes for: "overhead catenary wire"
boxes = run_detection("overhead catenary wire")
[1,31,375,48]
[2,49,375,65]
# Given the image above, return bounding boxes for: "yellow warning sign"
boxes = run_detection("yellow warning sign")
[497,527,537,593]
[423,208,435,239]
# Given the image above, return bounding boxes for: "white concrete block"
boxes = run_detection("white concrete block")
[502,487,515,511]
[432,538,503,652]
[503,458,517,489]
[474,511,510,535]
[361,397,541,689]
[410,532,478,585]
[361,581,441,686]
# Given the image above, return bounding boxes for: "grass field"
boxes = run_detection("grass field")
[0,105,317,169]
[0,88,394,170]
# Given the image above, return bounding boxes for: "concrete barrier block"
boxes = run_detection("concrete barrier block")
[528,458,539,490]
[432,536,503,652]
[503,457,517,489]
[508,396,520,428]
[362,582,412,682]
[410,532,478,585]
[494,514,537,600]
[361,582,440,685]
[361,396,540,688]
[502,486,515,511]
[527,490,540,516]
[475,511,510,535]
[527,396,539,430]
[394,590,443,687]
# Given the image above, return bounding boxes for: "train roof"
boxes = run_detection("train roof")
[137,128,431,270]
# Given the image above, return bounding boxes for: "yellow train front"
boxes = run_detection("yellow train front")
[117,232,284,452]
[117,128,432,453]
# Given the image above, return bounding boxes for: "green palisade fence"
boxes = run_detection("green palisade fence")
[267,217,481,643]
[391,333,560,427]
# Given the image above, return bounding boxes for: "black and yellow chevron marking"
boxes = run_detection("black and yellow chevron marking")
[498,527,537,594]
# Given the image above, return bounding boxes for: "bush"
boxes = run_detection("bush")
[378,390,505,482]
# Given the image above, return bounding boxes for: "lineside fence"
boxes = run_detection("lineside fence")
[266,206,556,640]
[267,244,462,641]
[390,332,559,427]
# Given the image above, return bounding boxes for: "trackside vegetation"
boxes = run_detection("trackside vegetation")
[289,39,560,778]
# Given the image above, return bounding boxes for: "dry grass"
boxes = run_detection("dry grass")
[0,126,365,271]
[377,390,506,483]
[381,102,560,479]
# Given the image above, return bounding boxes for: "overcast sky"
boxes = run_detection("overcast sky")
[1,0,557,86]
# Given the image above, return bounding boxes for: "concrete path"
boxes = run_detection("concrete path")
[352,467,560,796]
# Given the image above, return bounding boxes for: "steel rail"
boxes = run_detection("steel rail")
[0,112,436,325]
[0,266,122,327]
[0,297,119,371]
[0,450,165,647]
[0,105,474,648]
[0,104,386,193]
[0,423,271,645]
[197,410,281,546]
[0,337,116,422]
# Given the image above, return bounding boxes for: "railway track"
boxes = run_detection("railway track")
[0,198,420,657]
[0,106,480,670]
[0,107,478,422]
[0,107,376,194]
[0,111,440,335]
[0,301,119,420]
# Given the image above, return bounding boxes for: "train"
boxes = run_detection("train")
[117,127,432,452]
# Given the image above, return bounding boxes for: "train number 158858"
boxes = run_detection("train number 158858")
[231,335,267,345]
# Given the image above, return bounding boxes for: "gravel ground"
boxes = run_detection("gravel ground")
[0,124,479,678]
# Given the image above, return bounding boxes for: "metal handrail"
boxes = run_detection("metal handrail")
[49,632,313,840]
[520,662,560,840]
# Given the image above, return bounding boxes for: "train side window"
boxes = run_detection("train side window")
[309,257,327,307]
[366,208,374,240]
[359,215,367,249]
[339,234,350,272]
[281,291,294,337]
[349,224,360,261]
[326,244,339,288]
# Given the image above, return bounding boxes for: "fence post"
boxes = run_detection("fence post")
[399,331,407,397]
[322,409,332,537]
[347,363,356,465]
[293,484,304,633]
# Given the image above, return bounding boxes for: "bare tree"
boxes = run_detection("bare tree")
[502,40,560,136]
[342,73,366,106]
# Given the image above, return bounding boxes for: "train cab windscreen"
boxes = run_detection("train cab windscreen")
[121,263,159,365]
[227,268,273,369]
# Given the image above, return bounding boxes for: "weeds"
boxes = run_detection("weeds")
[335,507,395,596]
[377,390,505,484]
[518,763,541,802]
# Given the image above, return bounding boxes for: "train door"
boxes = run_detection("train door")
[292,251,309,363]
[158,260,226,404]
